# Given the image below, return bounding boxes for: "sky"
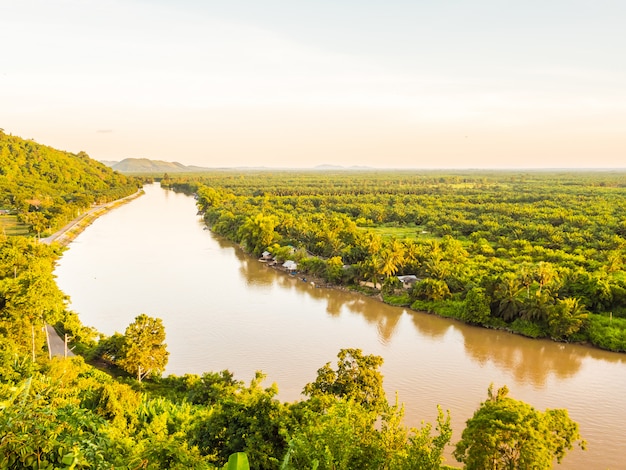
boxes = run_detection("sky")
[1,0,625,169]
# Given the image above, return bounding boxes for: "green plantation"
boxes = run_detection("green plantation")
[166,170,626,352]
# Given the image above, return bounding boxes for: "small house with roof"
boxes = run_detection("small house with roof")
[397,275,419,288]
[282,260,298,273]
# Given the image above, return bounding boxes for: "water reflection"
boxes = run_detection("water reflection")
[216,226,626,389]
[459,325,582,386]
[342,298,402,343]
[231,241,403,342]
[408,310,454,339]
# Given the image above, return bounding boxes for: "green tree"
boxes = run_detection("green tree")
[492,274,523,321]
[411,278,451,302]
[289,369,451,470]
[192,372,287,469]
[238,213,279,256]
[378,238,405,279]
[119,314,169,383]
[397,405,452,470]
[547,297,588,340]
[0,254,65,361]
[325,256,344,283]
[461,287,491,325]
[303,348,386,412]
[282,399,386,470]
[535,262,560,294]
[454,384,585,469]
[20,211,48,238]
[0,376,128,469]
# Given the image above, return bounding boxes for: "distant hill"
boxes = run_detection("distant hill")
[98,160,120,168]
[101,158,213,173]
[101,159,373,173]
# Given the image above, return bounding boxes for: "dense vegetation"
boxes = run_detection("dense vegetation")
[0,130,139,237]
[165,170,626,352]
[0,135,587,468]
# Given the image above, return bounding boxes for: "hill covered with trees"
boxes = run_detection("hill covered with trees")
[0,130,139,237]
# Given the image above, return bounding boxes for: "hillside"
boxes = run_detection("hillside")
[0,130,139,236]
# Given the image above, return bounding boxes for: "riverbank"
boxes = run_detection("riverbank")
[225,228,626,355]
[41,189,144,247]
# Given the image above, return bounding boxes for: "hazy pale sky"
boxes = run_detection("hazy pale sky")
[1,0,625,168]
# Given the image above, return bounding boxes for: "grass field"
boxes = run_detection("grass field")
[360,224,438,241]
[0,215,29,236]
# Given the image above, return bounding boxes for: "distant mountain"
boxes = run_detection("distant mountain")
[101,158,212,173]
[100,159,374,173]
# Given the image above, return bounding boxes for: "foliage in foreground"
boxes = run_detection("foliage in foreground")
[454,384,585,469]
[0,340,586,469]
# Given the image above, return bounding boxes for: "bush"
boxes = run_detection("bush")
[410,299,463,320]
[509,319,545,338]
[411,279,451,302]
[461,287,491,325]
[586,314,626,352]
[383,293,411,306]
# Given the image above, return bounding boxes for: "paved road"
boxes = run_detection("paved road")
[40,189,143,246]
[46,324,75,358]
[40,205,106,245]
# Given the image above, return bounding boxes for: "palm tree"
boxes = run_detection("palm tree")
[535,262,559,294]
[518,263,535,299]
[378,239,405,279]
[493,274,524,321]
[547,297,588,339]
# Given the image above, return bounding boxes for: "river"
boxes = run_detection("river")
[54,183,626,469]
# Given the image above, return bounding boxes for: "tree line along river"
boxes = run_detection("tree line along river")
[54,183,626,469]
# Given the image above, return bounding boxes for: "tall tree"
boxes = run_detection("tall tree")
[119,314,169,383]
[547,297,588,340]
[492,273,524,321]
[461,287,491,325]
[237,213,278,256]
[303,348,386,412]
[454,384,585,469]
[378,238,405,280]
